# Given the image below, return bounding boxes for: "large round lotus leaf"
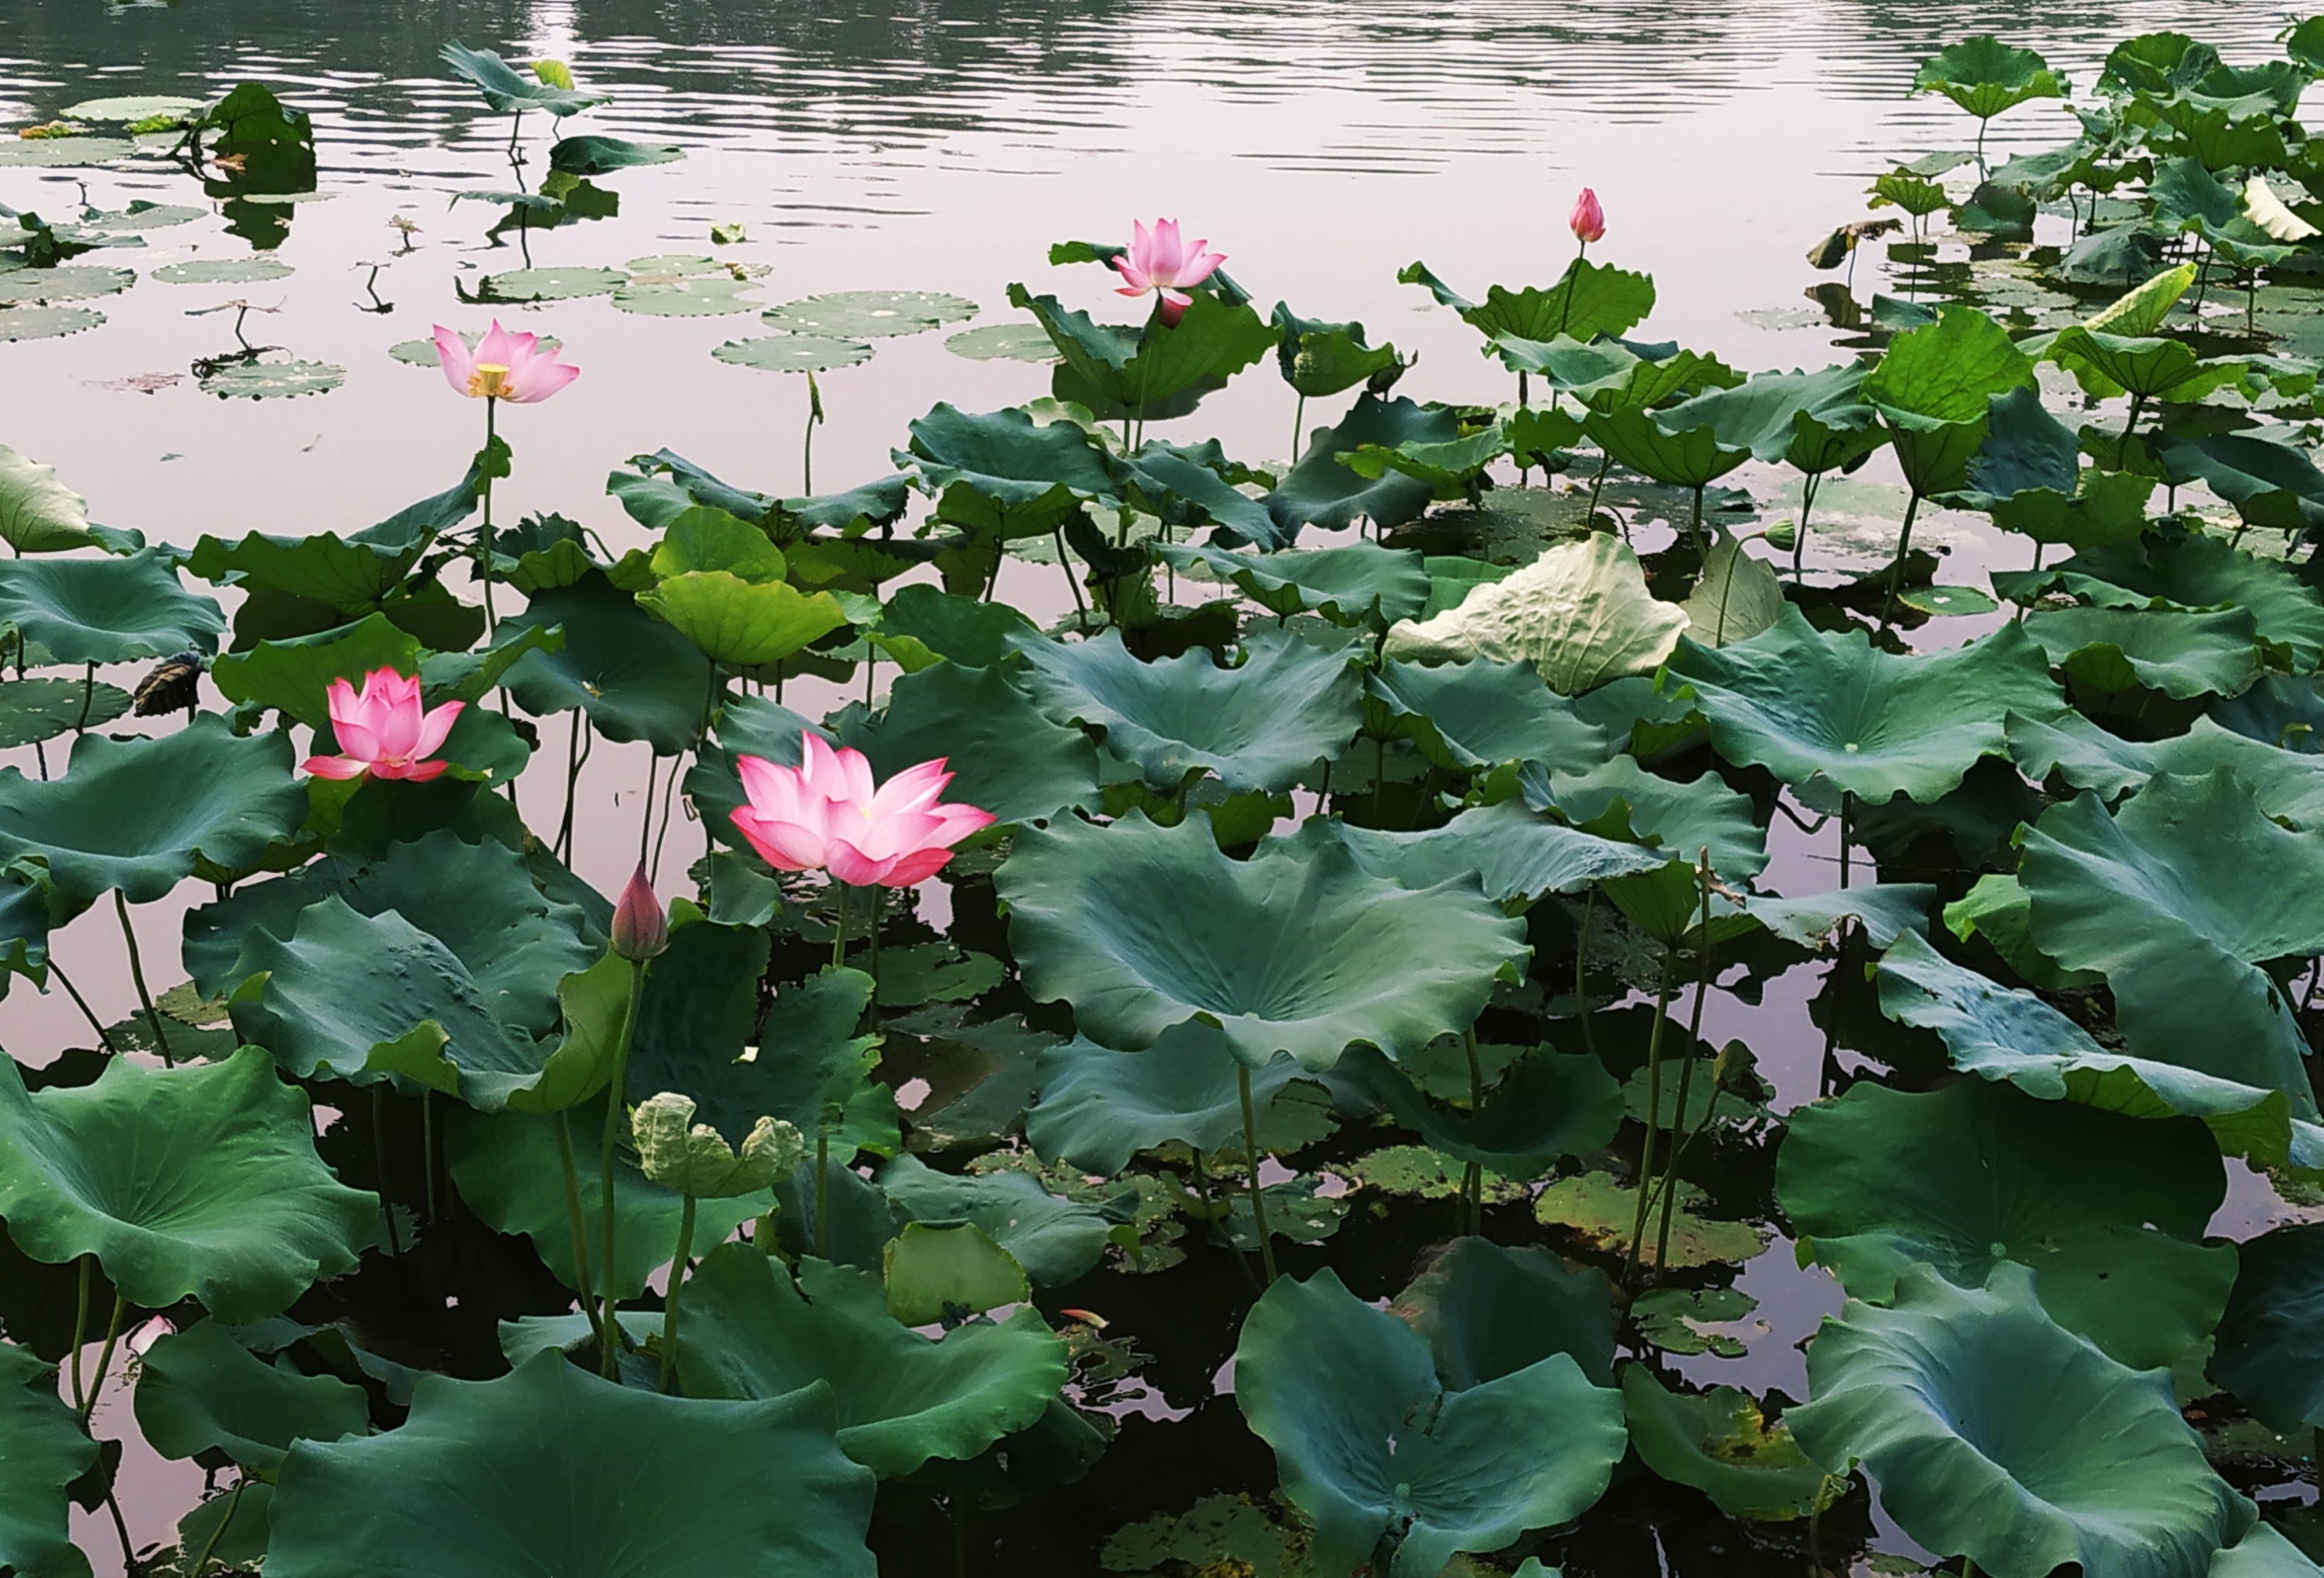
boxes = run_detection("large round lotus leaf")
[636,570,849,667]
[0,267,133,305]
[1289,801,1674,905]
[1367,656,1611,774]
[1011,625,1360,795]
[761,290,975,338]
[876,1155,1115,1287]
[1155,540,1430,630]
[132,1320,369,1472]
[447,1095,768,1299]
[1346,1042,1624,1174]
[679,1244,1066,1479]
[478,265,625,300]
[2021,768,2324,1119]
[1874,930,2324,1171]
[2156,431,2324,536]
[615,277,766,317]
[1263,394,1451,538]
[502,572,711,755]
[0,1340,95,1578]
[1533,1171,1770,1270]
[0,678,129,747]
[1914,35,2065,119]
[1383,535,1688,694]
[2211,1222,2324,1432]
[0,548,224,665]
[1520,754,1769,881]
[268,1349,875,1578]
[1778,1078,2233,1369]
[1664,603,2061,804]
[0,1046,375,1322]
[1027,1025,1351,1173]
[2010,715,2324,832]
[1008,284,1274,419]
[898,403,1119,539]
[945,322,1060,364]
[829,659,1103,828]
[0,716,303,906]
[2209,1526,2324,1578]
[1621,1368,1838,1522]
[1234,1267,1626,1578]
[1788,1263,2250,1578]
[151,257,296,285]
[2002,532,2324,670]
[712,332,876,371]
[998,810,1531,1073]
[1390,1237,1617,1390]
[865,583,1038,673]
[198,358,345,400]
[0,306,102,341]
[0,447,95,555]
[208,613,422,731]
[2024,606,2261,700]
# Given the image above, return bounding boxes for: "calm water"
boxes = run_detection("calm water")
[0,2,2312,1571]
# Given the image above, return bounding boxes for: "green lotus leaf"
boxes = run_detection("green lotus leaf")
[502,572,712,754]
[2155,432,2324,536]
[63,93,205,121]
[1290,801,1673,905]
[446,1095,769,1298]
[864,583,1035,672]
[1272,303,1399,397]
[1383,535,1688,693]
[1399,257,1655,347]
[0,678,128,747]
[1664,605,2061,804]
[548,133,679,173]
[650,505,786,583]
[1913,35,2066,122]
[1008,285,1276,417]
[1235,1267,1626,1578]
[711,332,872,370]
[1025,1024,1350,1173]
[209,613,420,729]
[2024,605,2259,700]
[829,660,1103,828]
[151,256,294,285]
[269,1350,874,1578]
[1264,394,1450,539]
[1534,1171,1769,1268]
[2020,769,2324,1120]
[1989,472,2155,552]
[1862,305,2035,495]
[998,809,1531,1073]
[635,569,847,666]
[133,1320,368,1471]
[1681,529,1784,648]
[0,863,55,995]
[477,264,626,301]
[0,548,224,666]
[1719,884,1933,951]
[944,322,1059,364]
[2212,1221,2324,1432]
[1341,428,1509,496]
[186,464,481,615]
[1870,170,1950,217]
[1779,1078,2232,1368]
[897,403,1118,539]
[1366,656,1610,774]
[1621,1369,1837,1522]
[439,41,610,115]
[678,1244,1066,1478]
[632,1092,803,1199]
[882,1220,1030,1324]
[1011,625,1360,794]
[2003,531,2324,670]
[1518,754,1769,881]
[1659,364,1883,475]
[0,1341,92,1578]
[877,1155,1117,1287]
[1584,404,1752,492]
[0,267,133,305]
[0,1047,374,1321]
[0,447,95,554]
[1154,540,1428,629]
[198,358,346,401]
[1788,1263,2249,1578]
[1390,1237,1616,1390]
[0,304,103,341]
[2208,1526,2322,1578]
[0,716,303,906]
[626,917,892,1158]
[1349,1041,1624,1174]
[761,289,975,338]
[2046,326,2242,405]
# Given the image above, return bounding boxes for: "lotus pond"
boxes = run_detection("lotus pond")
[17,8,2324,1578]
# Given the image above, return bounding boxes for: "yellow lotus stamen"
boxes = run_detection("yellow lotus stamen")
[468,362,512,398]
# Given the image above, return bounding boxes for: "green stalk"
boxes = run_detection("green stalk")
[420,1089,438,1225]
[802,371,823,495]
[187,1477,248,1578]
[112,889,170,1065]
[371,1087,401,1257]
[1794,471,1822,582]
[1655,854,1715,1271]
[79,1290,125,1429]
[45,960,116,1054]
[1879,489,1923,630]
[69,1257,89,1415]
[2117,392,2146,471]
[831,882,852,970]
[1574,888,1598,1056]
[659,1196,699,1394]
[553,1111,598,1351]
[597,955,647,1378]
[479,398,499,643]
[1839,791,1854,889]
[1622,948,1678,1289]
[1289,391,1306,462]
[1462,1029,1485,1236]
[813,1129,831,1258]
[1237,1063,1277,1285]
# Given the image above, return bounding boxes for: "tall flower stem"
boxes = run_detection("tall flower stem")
[831,882,853,969]
[1556,237,1588,336]
[554,1111,599,1351]
[1655,854,1715,1269]
[1574,888,1599,1056]
[597,955,647,1378]
[802,372,823,495]
[478,398,499,642]
[1879,489,1923,630]
[112,890,170,1065]
[659,1196,699,1394]
[1622,947,1678,1289]
[1236,1063,1277,1285]
[79,1288,125,1429]
[45,960,116,1053]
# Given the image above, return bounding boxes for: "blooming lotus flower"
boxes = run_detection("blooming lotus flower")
[431,320,579,403]
[731,731,996,888]
[301,667,464,783]
[611,864,669,961]
[1111,218,1225,327]
[1570,187,1606,245]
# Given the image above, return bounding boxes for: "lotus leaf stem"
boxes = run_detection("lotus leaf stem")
[1878,489,1923,630]
[803,371,822,495]
[69,1257,89,1413]
[1793,471,1822,581]
[554,1110,598,1349]
[637,750,658,867]
[112,889,171,1066]
[649,744,683,881]
[659,1195,698,1393]
[45,959,116,1054]
[557,711,589,861]
[421,1089,438,1224]
[1839,792,1854,889]
[1053,528,1088,627]
[79,1288,125,1429]
[1462,1029,1486,1236]
[2117,392,2145,472]
[832,882,853,970]
[1236,1062,1277,1285]
[813,1128,830,1258]
[187,1477,248,1578]
[1289,392,1306,463]
[1623,946,1678,1289]
[478,399,499,643]
[1655,853,1715,1270]
[1574,889,1598,1057]
[597,955,647,1378]
[373,1086,402,1257]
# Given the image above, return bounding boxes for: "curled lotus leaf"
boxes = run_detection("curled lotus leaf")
[1621,1368,1839,1522]
[1026,1024,1353,1174]
[632,1091,804,1199]
[132,1319,369,1472]
[0,446,95,554]
[0,1341,93,1578]
[0,546,226,665]
[2211,1221,2324,1433]
[1383,534,1689,694]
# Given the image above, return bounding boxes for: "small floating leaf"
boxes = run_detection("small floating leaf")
[61,95,206,122]
[761,290,977,339]
[477,264,625,301]
[0,304,102,341]
[712,334,874,373]
[198,358,345,400]
[152,256,295,285]
[0,136,136,167]
[945,322,1061,363]
[0,265,135,303]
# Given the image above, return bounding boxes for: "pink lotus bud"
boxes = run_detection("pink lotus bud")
[611,865,668,960]
[1570,187,1606,244]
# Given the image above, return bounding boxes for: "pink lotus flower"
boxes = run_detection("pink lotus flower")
[431,320,579,403]
[611,864,669,961]
[1570,187,1606,245]
[731,731,996,889]
[1111,218,1225,327]
[301,667,464,783]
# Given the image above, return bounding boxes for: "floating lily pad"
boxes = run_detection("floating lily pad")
[62,95,206,122]
[0,266,134,304]
[0,307,99,341]
[0,137,135,167]
[945,322,1061,364]
[151,256,295,285]
[1534,1172,1771,1270]
[613,276,764,316]
[713,334,874,373]
[476,264,625,301]
[761,290,976,338]
[1899,584,2000,616]
[197,357,344,399]
[1622,1368,1838,1521]
[82,200,203,230]
[0,677,130,746]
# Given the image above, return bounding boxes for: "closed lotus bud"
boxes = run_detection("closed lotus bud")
[1570,186,1606,244]
[1765,518,1799,552]
[611,864,667,961]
